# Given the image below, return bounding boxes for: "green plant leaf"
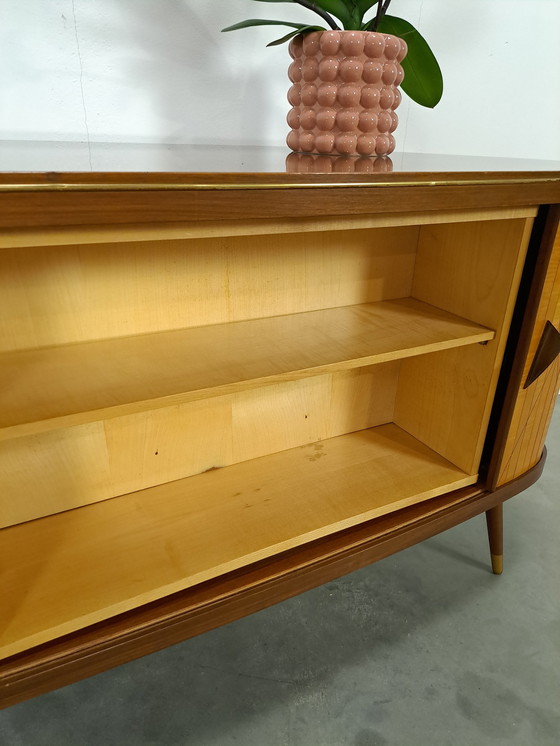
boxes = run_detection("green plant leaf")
[222,18,320,33]
[345,1,362,29]
[251,0,356,28]
[305,0,354,28]
[266,25,322,46]
[356,0,379,17]
[377,15,442,107]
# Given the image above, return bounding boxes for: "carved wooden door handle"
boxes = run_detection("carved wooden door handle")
[524,320,560,388]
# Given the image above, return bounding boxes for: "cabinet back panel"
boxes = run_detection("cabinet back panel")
[0,227,418,352]
[395,217,533,473]
[0,364,398,527]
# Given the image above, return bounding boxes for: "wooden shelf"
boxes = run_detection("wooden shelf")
[0,298,493,440]
[0,423,477,659]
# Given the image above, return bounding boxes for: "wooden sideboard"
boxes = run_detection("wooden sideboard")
[1,148,559,707]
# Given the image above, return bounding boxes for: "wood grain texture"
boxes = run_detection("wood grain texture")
[394,218,532,473]
[0,182,557,230]
[0,298,493,440]
[0,207,537,250]
[0,225,417,351]
[0,454,547,711]
[0,364,399,528]
[496,224,560,484]
[0,423,477,660]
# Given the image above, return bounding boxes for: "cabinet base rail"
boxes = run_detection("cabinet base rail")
[0,451,546,710]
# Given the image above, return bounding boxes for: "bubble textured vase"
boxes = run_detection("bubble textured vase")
[287,30,407,157]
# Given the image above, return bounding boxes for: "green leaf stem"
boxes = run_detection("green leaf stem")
[222,18,319,33]
[266,25,323,46]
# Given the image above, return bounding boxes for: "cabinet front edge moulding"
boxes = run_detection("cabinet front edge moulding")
[0,174,559,228]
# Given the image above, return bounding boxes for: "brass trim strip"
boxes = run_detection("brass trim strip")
[0,177,559,193]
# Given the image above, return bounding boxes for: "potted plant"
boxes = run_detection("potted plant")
[223,1,443,156]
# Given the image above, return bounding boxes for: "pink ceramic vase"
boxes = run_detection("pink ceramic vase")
[286,30,407,157]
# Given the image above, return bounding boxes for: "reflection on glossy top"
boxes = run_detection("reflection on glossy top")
[1,141,559,177]
[286,152,393,174]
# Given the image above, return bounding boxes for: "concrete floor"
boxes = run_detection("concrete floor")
[1,408,559,746]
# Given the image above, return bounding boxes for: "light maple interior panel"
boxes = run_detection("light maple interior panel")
[0,423,477,659]
[0,225,419,352]
[1,364,401,528]
[0,298,494,440]
[0,206,535,251]
[394,217,533,473]
[0,205,541,670]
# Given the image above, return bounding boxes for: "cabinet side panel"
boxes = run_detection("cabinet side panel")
[0,365,398,527]
[496,226,560,484]
[394,218,533,474]
[0,226,418,352]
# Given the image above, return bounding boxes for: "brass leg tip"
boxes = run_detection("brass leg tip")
[491,554,503,575]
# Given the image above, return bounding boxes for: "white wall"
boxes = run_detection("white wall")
[1,0,559,159]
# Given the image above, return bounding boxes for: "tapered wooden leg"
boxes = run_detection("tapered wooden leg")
[486,503,504,575]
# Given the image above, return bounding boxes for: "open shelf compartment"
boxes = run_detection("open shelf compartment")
[0,297,494,440]
[0,423,476,660]
[0,209,534,662]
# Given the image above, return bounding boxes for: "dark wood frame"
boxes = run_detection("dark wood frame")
[1,170,559,229]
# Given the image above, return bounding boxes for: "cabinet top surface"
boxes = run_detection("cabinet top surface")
[1,142,560,189]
